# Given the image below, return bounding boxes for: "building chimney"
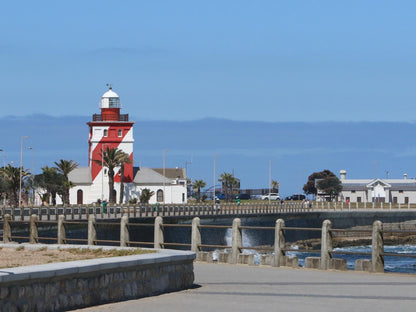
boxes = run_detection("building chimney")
[404,173,407,180]
[340,170,347,180]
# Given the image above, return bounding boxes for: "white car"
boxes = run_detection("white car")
[261,193,280,200]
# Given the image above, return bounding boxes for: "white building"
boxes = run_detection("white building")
[339,170,416,204]
[66,87,187,205]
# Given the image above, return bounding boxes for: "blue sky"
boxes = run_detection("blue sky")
[2,1,416,122]
[2,1,416,196]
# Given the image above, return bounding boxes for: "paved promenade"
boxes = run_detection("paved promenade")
[74,262,416,312]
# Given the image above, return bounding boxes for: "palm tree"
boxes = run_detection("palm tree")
[93,147,128,204]
[219,172,238,201]
[54,159,78,205]
[2,164,30,207]
[140,188,154,203]
[192,179,206,202]
[271,180,280,193]
[118,153,133,204]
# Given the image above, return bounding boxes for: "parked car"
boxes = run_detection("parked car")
[215,193,226,200]
[233,193,251,200]
[285,194,306,201]
[260,193,280,200]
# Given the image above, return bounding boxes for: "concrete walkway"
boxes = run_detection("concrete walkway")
[74,262,416,312]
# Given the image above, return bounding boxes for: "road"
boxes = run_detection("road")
[73,262,416,312]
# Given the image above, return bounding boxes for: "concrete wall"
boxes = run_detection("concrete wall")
[0,244,195,312]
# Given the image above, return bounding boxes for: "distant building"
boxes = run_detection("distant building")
[338,170,416,204]
[67,87,187,205]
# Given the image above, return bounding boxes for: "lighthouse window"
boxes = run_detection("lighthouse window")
[109,98,120,108]
[118,129,122,137]
[103,129,108,137]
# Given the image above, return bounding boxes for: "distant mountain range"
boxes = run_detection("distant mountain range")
[1,115,415,197]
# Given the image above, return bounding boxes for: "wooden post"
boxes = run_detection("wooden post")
[320,219,333,270]
[29,214,38,244]
[120,215,129,247]
[154,216,164,249]
[57,215,66,244]
[231,218,242,264]
[88,215,96,245]
[3,214,12,243]
[371,220,384,273]
[191,217,201,252]
[273,218,285,267]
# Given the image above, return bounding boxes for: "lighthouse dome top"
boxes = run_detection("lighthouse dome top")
[102,89,119,99]
[100,86,120,109]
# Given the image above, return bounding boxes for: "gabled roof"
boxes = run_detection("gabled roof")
[133,167,173,184]
[366,178,391,188]
[68,167,92,184]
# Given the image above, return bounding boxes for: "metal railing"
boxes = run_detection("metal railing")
[3,200,416,221]
[2,214,416,273]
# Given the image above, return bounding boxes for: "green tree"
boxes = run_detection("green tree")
[118,153,133,204]
[219,172,238,201]
[140,188,154,203]
[303,170,341,199]
[93,147,128,203]
[54,159,78,205]
[192,179,206,202]
[317,176,342,201]
[34,166,65,206]
[1,165,30,207]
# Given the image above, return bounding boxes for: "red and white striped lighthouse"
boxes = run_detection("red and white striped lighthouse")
[87,86,134,186]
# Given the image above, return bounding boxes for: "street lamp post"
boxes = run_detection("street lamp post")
[19,136,29,209]
[213,154,219,205]
[268,160,274,206]
[27,147,34,205]
[0,149,5,205]
[163,149,168,204]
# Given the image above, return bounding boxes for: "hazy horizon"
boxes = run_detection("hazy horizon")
[1,115,416,198]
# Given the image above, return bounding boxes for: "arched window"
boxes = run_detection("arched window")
[77,189,83,205]
[157,189,163,202]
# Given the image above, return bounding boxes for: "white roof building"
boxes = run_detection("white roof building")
[339,170,416,204]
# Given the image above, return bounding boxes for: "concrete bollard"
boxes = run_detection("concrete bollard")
[329,258,347,270]
[154,216,164,249]
[273,218,285,267]
[197,251,214,262]
[218,252,230,263]
[260,255,273,265]
[371,220,384,273]
[305,257,321,269]
[191,217,201,252]
[3,214,12,243]
[231,218,242,264]
[88,215,96,245]
[120,216,129,247]
[355,259,372,271]
[285,256,299,268]
[320,219,333,270]
[29,214,39,244]
[57,215,66,244]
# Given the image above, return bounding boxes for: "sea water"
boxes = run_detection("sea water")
[222,229,416,273]
[285,245,416,273]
